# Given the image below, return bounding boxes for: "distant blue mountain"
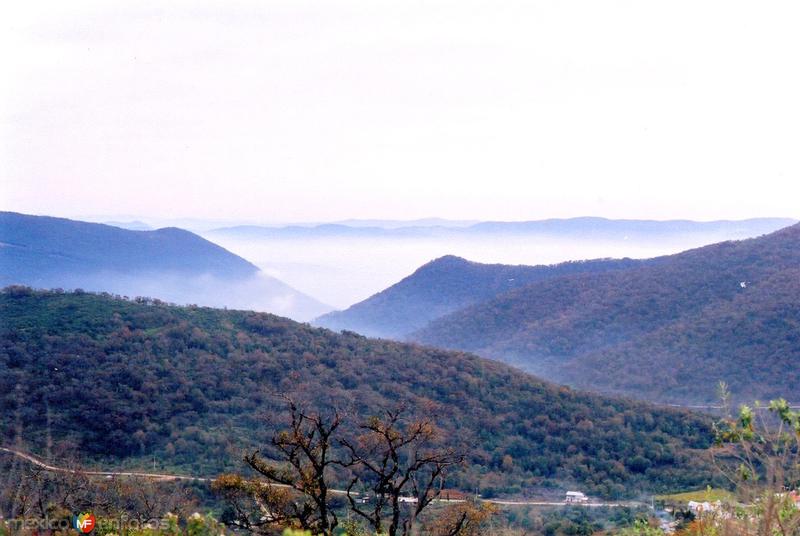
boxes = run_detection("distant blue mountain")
[210,217,796,240]
[103,220,153,231]
[1,212,258,282]
[0,212,331,320]
[331,217,479,229]
[467,217,797,237]
[207,223,441,239]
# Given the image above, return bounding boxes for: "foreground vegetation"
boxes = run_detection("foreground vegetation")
[4,358,800,535]
[655,488,735,504]
[0,444,658,536]
[614,392,800,535]
[6,394,799,535]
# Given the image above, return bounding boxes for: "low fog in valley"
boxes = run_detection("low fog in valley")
[203,228,783,308]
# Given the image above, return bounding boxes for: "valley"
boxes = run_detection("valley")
[2,214,798,535]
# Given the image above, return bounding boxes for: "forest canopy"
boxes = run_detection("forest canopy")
[1,288,716,498]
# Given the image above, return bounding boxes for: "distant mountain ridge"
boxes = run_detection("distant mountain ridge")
[332,217,480,229]
[0,212,330,320]
[467,217,797,237]
[102,220,153,231]
[210,217,796,239]
[314,255,646,338]
[411,223,800,404]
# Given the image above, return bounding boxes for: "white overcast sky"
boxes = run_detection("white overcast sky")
[1,0,799,223]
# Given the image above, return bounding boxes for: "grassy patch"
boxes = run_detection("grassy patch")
[656,487,734,503]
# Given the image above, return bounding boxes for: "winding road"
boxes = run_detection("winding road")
[1,446,213,483]
[1,446,643,508]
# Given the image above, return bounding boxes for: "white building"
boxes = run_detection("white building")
[687,500,730,519]
[565,491,589,503]
[687,500,721,513]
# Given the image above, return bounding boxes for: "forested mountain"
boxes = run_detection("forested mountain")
[0,289,716,499]
[560,267,800,404]
[315,256,644,338]
[0,212,330,320]
[412,224,800,405]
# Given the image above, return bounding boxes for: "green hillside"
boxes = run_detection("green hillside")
[1,288,715,498]
[562,268,800,403]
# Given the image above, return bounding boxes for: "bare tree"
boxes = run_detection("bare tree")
[425,499,497,536]
[214,396,343,535]
[1,450,195,526]
[212,474,308,535]
[0,455,97,520]
[340,406,465,536]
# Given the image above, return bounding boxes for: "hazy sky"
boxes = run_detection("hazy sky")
[2,0,799,223]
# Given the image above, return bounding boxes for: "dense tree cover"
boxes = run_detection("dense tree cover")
[413,223,800,405]
[315,255,645,338]
[445,504,653,536]
[1,288,715,498]
[565,269,800,404]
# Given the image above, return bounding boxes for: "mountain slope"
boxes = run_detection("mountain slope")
[560,267,800,404]
[0,211,258,281]
[0,289,715,498]
[0,212,330,320]
[315,255,645,338]
[412,224,800,404]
